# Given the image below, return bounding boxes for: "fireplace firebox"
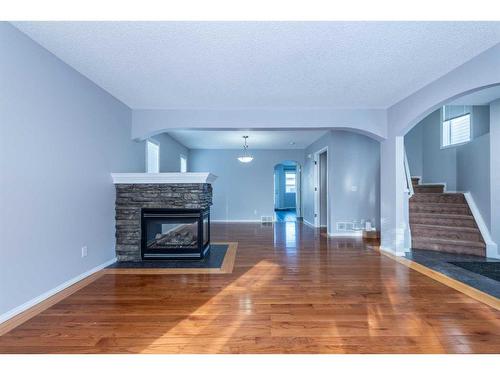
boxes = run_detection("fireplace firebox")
[141,208,210,260]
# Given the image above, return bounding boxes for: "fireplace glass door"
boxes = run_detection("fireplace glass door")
[146,218,199,250]
[141,209,210,260]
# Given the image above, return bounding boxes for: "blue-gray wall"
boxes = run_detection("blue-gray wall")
[457,133,490,229]
[421,109,458,190]
[303,130,380,234]
[152,133,189,172]
[490,100,500,250]
[0,23,144,317]
[189,149,304,221]
[405,105,491,230]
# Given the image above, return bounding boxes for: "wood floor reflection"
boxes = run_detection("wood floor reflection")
[0,222,499,353]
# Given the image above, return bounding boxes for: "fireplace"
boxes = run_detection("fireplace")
[141,208,210,260]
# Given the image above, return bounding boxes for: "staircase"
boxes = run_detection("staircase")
[409,177,486,256]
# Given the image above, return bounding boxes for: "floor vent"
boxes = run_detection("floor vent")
[261,216,274,223]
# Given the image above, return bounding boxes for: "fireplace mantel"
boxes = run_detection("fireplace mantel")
[111,172,217,184]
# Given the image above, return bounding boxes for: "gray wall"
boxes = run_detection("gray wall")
[421,109,458,190]
[490,100,500,249]
[457,133,491,229]
[0,23,144,317]
[405,106,491,230]
[303,130,381,234]
[189,149,304,221]
[152,133,189,172]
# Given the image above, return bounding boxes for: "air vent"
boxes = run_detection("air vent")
[261,216,274,223]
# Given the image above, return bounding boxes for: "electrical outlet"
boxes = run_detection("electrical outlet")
[81,246,88,258]
[254,209,258,215]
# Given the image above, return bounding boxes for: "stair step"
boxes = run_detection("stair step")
[410,213,476,228]
[410,202,470,215]
[412,237,486,257]
[414,185,445,193]
[410,224,483,242]
[410,193,465,204]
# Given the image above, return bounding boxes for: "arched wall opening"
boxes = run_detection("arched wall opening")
[380,38,500,258]
[394,83,500,259]
[131,108,389,141]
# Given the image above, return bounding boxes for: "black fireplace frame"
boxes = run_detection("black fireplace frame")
[140,208,210,260]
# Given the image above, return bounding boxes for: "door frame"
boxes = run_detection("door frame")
[273,161,302,220]
[313,147,329,229]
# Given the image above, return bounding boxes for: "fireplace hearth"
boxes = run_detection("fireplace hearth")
[141,208,210,260]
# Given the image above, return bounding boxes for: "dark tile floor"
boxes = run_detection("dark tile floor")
[450,262,500,282]
[107,244,228,269]
[275,209,297,222]
[405,249,500,298]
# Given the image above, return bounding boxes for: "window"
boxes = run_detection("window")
[180,154,187,173]
[441,112,471,148]
[146,140,159,173]
[285,171,296,193]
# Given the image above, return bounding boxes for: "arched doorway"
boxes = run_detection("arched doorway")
[273,160,301,222]
[400,84,500,258]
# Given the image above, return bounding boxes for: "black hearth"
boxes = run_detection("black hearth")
[141,208,210,260]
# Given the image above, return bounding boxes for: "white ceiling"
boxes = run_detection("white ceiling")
[168,129,329,149]
[12,21,500,110]
[448,85,500,105]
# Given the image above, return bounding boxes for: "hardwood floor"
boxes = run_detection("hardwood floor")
[1,222,499,353]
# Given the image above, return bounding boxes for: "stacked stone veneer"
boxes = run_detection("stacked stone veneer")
[115,183,213,261]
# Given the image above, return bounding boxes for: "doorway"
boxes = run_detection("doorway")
[274,161,301,222]
[314,148,328,229]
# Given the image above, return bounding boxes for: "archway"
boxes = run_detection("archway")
[273,160,302,222]
[387,83,500,259]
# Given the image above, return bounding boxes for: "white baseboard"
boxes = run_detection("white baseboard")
[329,231,363,237]
[464,192,499,259]
[419,181,447,191]
[379,246,406,257]
[0,257,116,325]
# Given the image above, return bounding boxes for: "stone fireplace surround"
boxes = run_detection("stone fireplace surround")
[112,173,216,261]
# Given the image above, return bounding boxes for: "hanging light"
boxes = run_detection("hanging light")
[237,135,254,163]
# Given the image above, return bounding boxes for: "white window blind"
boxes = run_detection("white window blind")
[180,155,187,173]
[442,113,471,148]
[285,171,296,193]
[146,140,160,173]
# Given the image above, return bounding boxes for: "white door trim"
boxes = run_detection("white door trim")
[313,147,329,229]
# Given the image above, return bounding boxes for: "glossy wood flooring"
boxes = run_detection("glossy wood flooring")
[1,222,499,353]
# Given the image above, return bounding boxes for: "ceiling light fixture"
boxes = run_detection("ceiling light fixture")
[237,135,254,163]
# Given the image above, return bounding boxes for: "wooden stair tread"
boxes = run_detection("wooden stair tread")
[410,212,474,219]
[416,184,445,187]
[410,224,480,233]
[410,202,468,207]
[412,193,464,197]
[413,237,486,248]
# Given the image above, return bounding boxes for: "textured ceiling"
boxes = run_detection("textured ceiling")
[12,21,500,109]
[168,129,329,149]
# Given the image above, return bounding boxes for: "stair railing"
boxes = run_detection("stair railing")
[403,147,413,253]
[404,149,414,197]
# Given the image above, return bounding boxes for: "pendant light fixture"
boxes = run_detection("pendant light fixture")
[237,135,254,163]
